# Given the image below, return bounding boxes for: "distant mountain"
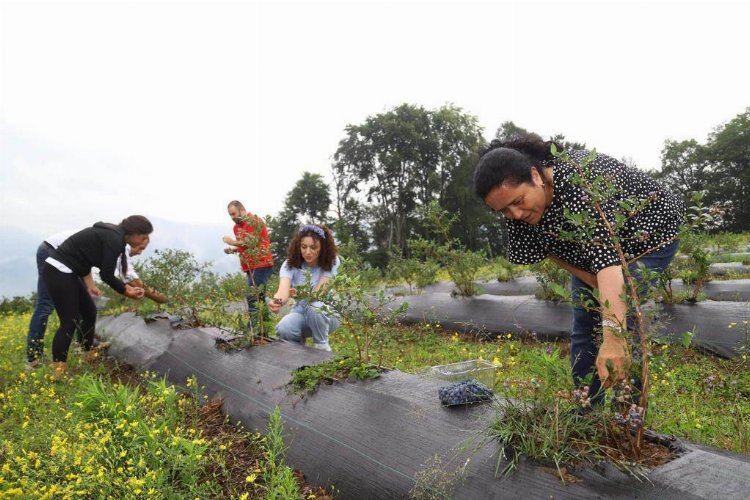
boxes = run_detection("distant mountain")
[0,256,38,297]
[0,226,43,261]
[0,226,44,297]
[0,218,251,298]
[139,217,243,276]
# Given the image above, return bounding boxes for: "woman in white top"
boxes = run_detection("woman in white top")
[268,224,340,351]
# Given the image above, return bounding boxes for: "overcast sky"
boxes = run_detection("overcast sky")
[2,0,748,236]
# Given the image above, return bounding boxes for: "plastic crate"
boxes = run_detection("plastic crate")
[430,359,496,389]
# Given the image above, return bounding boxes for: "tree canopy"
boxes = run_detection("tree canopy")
[332,103,490,257]
[268,171,332,265]
[656,107,750,230]
[266,106,750,271]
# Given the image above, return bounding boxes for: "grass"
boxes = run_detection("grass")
[330,321,533,379]
[4,302,748,494]
[487,388,615,480]
[0,313,322,498]
[289,357,381,394]
[648,342,750,453]
[327,321,750,455]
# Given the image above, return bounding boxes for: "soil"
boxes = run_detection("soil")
[101,357,142,387]
[90,343,333,498]
[197,398,269,498]
[602,427,681,469]
[199,397,333,499]
[215,334,275,352]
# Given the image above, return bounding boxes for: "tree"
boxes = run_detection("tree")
[268,171,332,265]
[443,150,507,256]
[551,133,587,152]
[331,164,372,255]
[333,103,483,256]
[333,103,430,253]
[655,107,750,230]
[495,121,586,151]
[284,171,331,224]
[705,108,750,230]
[494,121,529,142]
[267,209,298,268]
[655,139,710,196]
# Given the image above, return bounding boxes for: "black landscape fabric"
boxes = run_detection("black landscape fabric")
[387,293,750,359]
[391,277,750,302]
[96,313,750,499]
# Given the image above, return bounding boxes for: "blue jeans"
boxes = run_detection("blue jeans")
[276,301,341,346]
[246,266,273,319]
[570,240,679,405]
[27,243,56,362]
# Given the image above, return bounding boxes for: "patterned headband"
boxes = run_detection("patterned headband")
[299,224,325,239]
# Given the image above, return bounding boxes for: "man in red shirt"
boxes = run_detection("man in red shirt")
[223,200,274,322]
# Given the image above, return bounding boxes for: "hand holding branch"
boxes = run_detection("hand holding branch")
[596,335,631,388]
[124,284,145,300]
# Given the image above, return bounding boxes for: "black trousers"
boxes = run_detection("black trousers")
[41,263,96,362]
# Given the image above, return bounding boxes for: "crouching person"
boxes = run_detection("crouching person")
[268,225,340,351]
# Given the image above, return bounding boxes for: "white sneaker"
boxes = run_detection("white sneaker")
[313,342,332,352]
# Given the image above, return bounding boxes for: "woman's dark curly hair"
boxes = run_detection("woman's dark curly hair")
[285,225,338,271]
[473,133,561,200]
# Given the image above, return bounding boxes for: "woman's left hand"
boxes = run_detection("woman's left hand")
[596,338,631,387]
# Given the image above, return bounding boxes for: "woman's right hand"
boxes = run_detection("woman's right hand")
[125,284,145,300]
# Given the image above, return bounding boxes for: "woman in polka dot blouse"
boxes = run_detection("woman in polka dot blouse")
[474,133,684,404]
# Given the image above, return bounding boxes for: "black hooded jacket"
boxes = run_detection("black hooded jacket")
[48,222,127,294]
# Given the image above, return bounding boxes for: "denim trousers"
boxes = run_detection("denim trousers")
[275,301,341,346]
[570,240,679,405]
[26,243,56,362]
[246,266,273,320]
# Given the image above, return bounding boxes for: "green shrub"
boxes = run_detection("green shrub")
[289,357,381,393]
[264,407,301,499]
[531,260,570,301]
[0,294,35,316]
[439,246,486,297]
[494,257,522,282]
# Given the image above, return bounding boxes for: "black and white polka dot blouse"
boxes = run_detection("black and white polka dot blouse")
[506,150,685,274]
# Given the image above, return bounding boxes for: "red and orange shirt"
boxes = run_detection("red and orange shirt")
[233,214,273,271]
